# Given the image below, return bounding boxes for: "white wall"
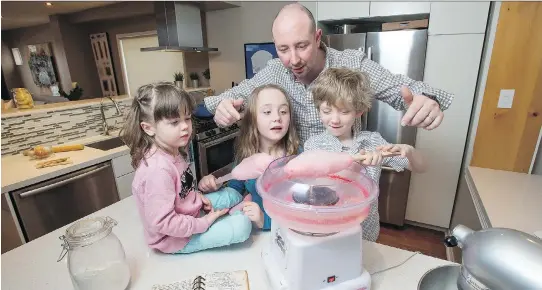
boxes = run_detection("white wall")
[119,34,185,97]
[205,1,294,94]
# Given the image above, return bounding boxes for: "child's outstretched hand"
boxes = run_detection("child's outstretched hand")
[204,207,228,225]
[198,174,222,193]
[377,144,414,158]
[242,202,264,229]
[357,149,384,166]
[200,194,212,212]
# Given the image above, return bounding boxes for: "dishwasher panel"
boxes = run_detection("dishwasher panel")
[2,194,24,254]
[11,162,120,242]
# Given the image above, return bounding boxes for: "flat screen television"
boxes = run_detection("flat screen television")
[244,42,278,79]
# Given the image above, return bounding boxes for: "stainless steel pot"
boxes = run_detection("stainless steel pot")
[418,265,460,290]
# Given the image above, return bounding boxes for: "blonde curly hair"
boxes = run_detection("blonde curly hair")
[311,67,373,113]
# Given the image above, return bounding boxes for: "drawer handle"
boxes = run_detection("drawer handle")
[19,164,111,198]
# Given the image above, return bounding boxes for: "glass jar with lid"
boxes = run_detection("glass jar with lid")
[58,216,131,290]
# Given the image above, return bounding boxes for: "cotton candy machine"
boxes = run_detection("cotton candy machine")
[256,155,378,290]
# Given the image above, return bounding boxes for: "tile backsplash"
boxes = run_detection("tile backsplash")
[1,99,132,156]
[1,90,211,156]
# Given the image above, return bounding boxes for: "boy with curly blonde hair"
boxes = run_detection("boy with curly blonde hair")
[305,67,427,242]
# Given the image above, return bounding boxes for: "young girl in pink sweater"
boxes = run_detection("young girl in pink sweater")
[121,82,251,254]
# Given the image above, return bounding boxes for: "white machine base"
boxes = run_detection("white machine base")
[262,223,371,290]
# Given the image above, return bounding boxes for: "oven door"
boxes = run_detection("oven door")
[197,129,240,178]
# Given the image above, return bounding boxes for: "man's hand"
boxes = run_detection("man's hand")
[400,86,444,130]
[214,98,244,127]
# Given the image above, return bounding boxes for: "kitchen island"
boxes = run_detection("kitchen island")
[1,196,454,290]
[467,166,542,234]
[449,166,542,261]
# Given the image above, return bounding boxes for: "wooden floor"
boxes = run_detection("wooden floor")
[376,223,447,260]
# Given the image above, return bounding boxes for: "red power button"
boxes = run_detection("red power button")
[327,276,336,283]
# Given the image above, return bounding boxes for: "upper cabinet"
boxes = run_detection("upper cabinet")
[428,2,491,35]
[300,2,317,20]
[316,2,370,21]
[369,2,430,17]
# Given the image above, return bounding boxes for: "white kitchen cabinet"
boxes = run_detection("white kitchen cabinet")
[116,172,135,200]
[369,2,430,17]
[405,33,485,228]
[112,153,135,200]
[299,1,317,20]
[316,2,370,21]
[112,154,133,178]
[428,2,490,35]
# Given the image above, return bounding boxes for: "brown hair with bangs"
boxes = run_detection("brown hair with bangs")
[235,84,300,163]
[120,82,195,168]
[311,67,373,113]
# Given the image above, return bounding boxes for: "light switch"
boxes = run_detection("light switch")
[497,89,515,109]
[11,48,22,66]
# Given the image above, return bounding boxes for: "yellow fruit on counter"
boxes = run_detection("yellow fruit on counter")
[52,144,84,152]
[33,145,53,158]
[12,88,34,109]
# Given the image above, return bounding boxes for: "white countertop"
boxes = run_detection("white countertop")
[1,132,128,193]
[1,197,454,290]
[467,166,542,234]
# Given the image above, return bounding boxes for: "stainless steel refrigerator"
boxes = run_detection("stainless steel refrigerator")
[325,29,428,226]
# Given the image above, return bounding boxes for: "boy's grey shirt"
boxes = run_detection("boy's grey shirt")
[304,129,410,242]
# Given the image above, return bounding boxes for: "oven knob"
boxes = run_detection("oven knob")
[220,128,226,132]
[205,131,212,137]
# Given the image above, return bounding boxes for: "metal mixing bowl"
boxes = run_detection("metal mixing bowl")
[418,265,461,290]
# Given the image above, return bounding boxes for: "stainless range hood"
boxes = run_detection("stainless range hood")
[141,1,218,52]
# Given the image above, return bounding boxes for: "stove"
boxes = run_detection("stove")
[191,117,240,180]
[193,117,239,141]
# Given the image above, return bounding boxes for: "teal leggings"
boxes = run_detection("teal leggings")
[176,188,252,254]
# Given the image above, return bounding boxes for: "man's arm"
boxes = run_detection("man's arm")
[204,60,278,114]
[357,51,454,112]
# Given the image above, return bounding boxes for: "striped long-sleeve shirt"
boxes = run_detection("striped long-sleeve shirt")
[204,43,454,144]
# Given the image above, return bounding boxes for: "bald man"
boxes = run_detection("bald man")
[204,3,454,143]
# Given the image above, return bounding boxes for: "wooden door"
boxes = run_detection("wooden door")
[471,2,542,172]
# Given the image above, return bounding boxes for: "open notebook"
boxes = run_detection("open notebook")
[151,270,250,290]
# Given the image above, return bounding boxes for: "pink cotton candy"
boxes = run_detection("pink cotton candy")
[284,150,354,178]
[230,153,275,180]
[229,194,253,215]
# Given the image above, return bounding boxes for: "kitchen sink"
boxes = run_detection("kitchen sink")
[86,137,126,151]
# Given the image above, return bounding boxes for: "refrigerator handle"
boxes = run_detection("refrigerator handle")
[367,46,372,60]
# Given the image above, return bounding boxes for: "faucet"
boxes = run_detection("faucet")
[100,96,122,136]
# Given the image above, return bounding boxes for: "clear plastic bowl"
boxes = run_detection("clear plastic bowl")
[256,155,379,234]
